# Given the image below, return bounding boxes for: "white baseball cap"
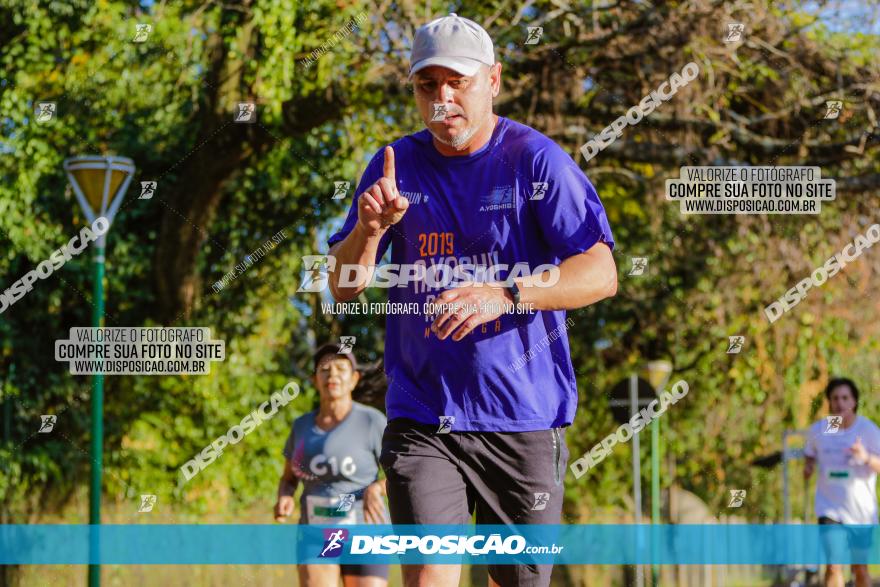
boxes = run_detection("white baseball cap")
[409,13,495,79]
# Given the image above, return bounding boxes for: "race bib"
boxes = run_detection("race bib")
[305,494,359,525]
[827,469,851,484]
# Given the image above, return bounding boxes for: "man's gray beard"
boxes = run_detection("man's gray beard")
[430,121,479,149]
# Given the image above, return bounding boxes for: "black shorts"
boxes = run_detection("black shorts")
[379,417,569,587]
[296,537,389,581]
[295,507,389,580]
[818,516,875,562]
[339,563,389,579]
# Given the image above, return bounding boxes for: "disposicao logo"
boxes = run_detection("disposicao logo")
[320,529,349,558]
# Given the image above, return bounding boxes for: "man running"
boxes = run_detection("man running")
[804,377,880,587]
[325,13,617,587]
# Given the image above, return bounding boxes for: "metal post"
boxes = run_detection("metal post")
[88,244,105,587]
[782,431,790,525]
[63,155,133,587]
[652,415,660,585]
[630,374,644,587]
[2,364,12,444]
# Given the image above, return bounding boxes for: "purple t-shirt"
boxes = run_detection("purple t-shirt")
[327,116,614,432]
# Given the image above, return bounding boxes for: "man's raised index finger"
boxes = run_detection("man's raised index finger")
[383,145,396,182]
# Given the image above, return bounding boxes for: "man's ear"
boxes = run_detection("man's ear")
[489,62,502,97]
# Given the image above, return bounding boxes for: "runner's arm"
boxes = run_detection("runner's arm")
[431,241,617,340]
[513,241,617,311]
[846,436,880,471]
[863,427,880,473]
[274,458,299,521]
[854,433,880,473]
[363,478,387,524]
[277,457,299,498]
[864,453,880,474]
[328,146,405,301]
[803,455,815,479]
[328,227,386,301]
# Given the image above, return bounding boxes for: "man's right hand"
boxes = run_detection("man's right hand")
[274,495,294,522]
[357,146,409,235]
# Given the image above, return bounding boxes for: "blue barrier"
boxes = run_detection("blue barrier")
[1,524,877,565]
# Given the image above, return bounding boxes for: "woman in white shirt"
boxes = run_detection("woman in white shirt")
[804,377,880,587]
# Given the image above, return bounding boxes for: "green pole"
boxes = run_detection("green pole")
[88,244,105,587]
[651,416,661,586]
[2,364,12,444]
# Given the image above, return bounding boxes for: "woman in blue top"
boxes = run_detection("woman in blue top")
[274,343,389,586]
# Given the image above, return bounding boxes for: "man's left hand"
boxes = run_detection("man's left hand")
[430,282,515,341]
